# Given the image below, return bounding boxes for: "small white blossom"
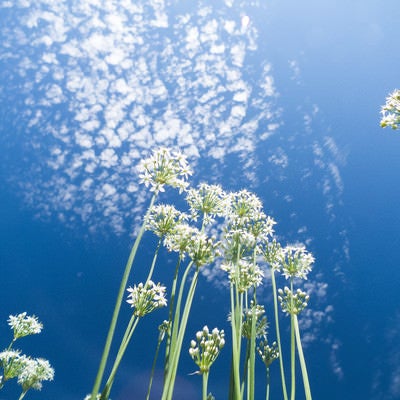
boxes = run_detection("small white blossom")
[145,204,187,237]
[0,350,28,381]
[189,326,225,373]
[137,147,192,193]
[17,357,54,392]
[8,313,43,339]
[126,281,167,317]
[381,89,400,130]
[280,245,314,280]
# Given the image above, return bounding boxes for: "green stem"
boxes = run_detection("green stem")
[146,328,165,400]
[162,266,199,400]
[202,371,209,400]
[248,304,257,400]
[18,390,28,400]
[265,368,270,400]
[294,314,312,400]
[90,193,156,400]
[101,316,140,399]
[271,269,288,400]
[290,279,295,400]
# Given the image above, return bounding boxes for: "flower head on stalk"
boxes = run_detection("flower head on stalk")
[0,350,28,381]
[126,281,167,317]
[145,204,188,238]
[186,183,228,225]
[380,89,400,130]
[8,313,43,340]
[280,245,314,280]
[17,357,54,392]
[189,326,225,373]
[221,259,264,292]
[278,287,310,315]
[257,340,279,367]
[241,303,268,339]
[263,239,284,271]
[137,147,192,193]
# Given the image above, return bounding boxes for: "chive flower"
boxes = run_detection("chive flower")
[8,313,43,340]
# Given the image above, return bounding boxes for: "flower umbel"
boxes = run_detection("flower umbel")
[145,204,187,238]
[17,357,54,392]
[280,245,314,280]
[380,89,400,129]
[257,340,279,367]
[8,313,43,340]
[138,147,192,193]
[189,326,225,373]
[126,281,167,317]
[278,287,310,315]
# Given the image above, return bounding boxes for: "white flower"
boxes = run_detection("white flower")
[257,340,279,367]
[381,89,400,130]
[280,245,314,280]
[17,357,54,392]
[8,313,43,339]
[145,204,187,237]
[189,326,225,373]
[126,281,167,317]
[137,147,192,193]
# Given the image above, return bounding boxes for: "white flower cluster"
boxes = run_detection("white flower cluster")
[0,350,54,392]
[189,326,225,374]
[186,183,228,224]
[241,304,268,339]
[8,313,43,339]
[145,204,187,238]
[138,147,192,193]
[257,340,279,367]
[126,281,167,317]
[278,287,310,315]
[280,245,314,280]
[381,89,400,130]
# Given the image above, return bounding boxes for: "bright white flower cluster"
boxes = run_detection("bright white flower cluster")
[186,183,228,224]
[0,350,54,392]
[138,147,192,193]
[257,340,279,367]
[189,326,225,373]
[221,259,264,292]
[381,89,400,130]
[280,245,314,280]
[8,313,43,339]
[278,287,310,315]
[126,281,167,317]
[17,357,54,392]
[145,204,187,238]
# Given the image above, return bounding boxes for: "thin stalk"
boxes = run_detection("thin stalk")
[265,368,270,400]
[145,239,162,284]
[202,371,209,400]
[294,315,312,400]
[146,328,165,400]
[18,390,28,400]
[90,193,156,399]
[248,304,257,400]
[290,279,295,400]
[164,257,182,375]
[270,269,288,400]
[162,267,199,400]
[101,316,140,399]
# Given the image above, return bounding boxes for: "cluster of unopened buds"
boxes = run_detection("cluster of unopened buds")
[278,287,310,315]
[189,326,225,373]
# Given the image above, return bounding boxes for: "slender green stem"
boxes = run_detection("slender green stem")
[145,239,162,283]
[146,328,165,400]
[101,316,140,399]
[294,315,312,400]
[265,368,270,400]
[90,193,156,400]
[202,371,209,400]
[290,279,295,400]
[162,266,199,400]
[270,269,288,400]
[18,390,28,400]
[164,257,182,375]
[248,304,257,400]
